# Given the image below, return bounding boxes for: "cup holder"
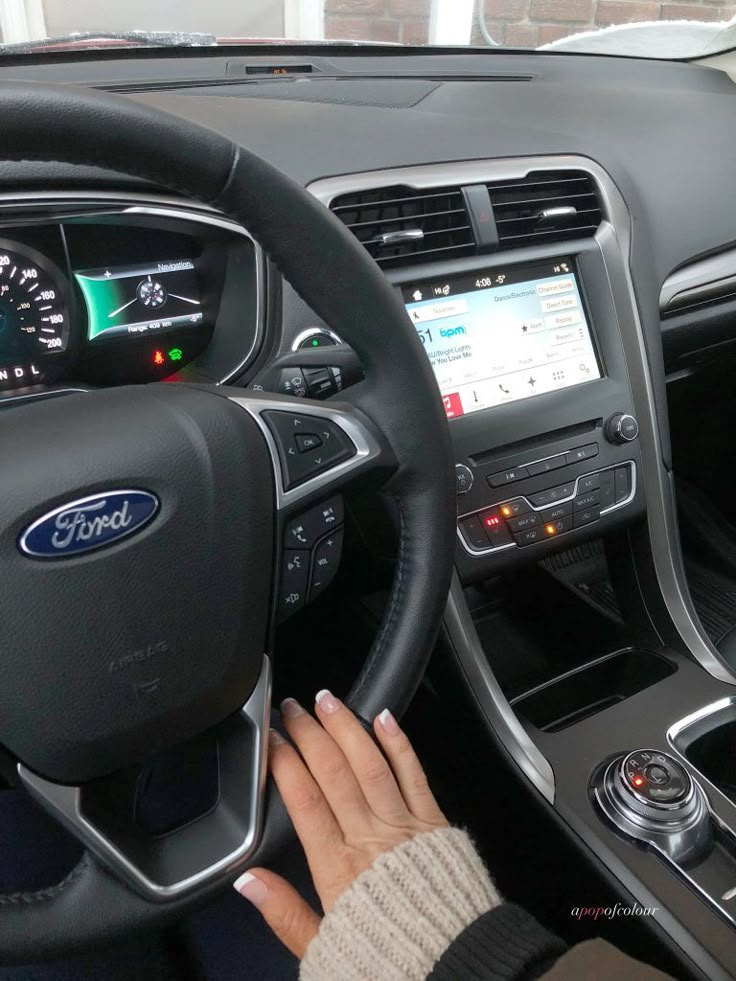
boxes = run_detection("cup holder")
[512,649,676,733]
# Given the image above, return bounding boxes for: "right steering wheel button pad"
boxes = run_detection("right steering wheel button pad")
[263,410,356,490]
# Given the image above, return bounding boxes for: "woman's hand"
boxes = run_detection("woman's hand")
[234,690,447,958]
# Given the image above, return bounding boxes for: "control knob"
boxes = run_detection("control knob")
[455,464,474,495]
[605,412,639,445]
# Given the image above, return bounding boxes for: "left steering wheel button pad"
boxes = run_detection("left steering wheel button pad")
[263,410,355,489]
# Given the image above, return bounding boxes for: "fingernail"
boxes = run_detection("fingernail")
[269,728,285,747]
[233,871,268,908]
[378,708,400,736]
[315,689,340,714]
[280,697,304,719]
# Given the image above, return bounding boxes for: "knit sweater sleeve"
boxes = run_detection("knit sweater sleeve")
[300,826,521,981]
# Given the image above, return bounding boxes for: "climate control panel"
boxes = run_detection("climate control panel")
[459,462,635,554]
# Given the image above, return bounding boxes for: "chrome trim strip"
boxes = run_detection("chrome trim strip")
[660,248,736,312]
[309,156,736,684]
[0,192,264,386]
[457,461,636,557]
[229,396,382,510]
[444,573,556,803]
[18,654,271,901]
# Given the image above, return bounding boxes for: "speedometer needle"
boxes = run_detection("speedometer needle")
[108,297,138,319]
[168,294,200,305]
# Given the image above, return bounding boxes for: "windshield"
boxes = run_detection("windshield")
[2,0,736,59]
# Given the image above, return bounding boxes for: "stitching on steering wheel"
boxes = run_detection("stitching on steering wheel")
[350,497,406,704]
[0,856,88,906]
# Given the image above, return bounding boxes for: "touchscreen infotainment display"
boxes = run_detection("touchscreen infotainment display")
[402,257,602,419]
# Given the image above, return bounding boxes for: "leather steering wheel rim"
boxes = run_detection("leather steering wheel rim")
[0,81,456,962]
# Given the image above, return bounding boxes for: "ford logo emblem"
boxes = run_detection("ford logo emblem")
[19,490,160,559]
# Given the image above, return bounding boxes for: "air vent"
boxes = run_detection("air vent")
[488,171,603,249]
[329,185,474,268]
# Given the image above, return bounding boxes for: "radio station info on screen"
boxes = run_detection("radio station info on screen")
[403,257,602,420]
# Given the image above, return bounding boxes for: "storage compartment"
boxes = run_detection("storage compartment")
[512,649,676,733]
[673,702,736,804]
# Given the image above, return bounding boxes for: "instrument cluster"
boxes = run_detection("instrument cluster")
[0,200,262,393]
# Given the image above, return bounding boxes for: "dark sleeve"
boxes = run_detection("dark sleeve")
[427,903,567,981]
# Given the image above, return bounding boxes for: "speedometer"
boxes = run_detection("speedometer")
[0,242,69,383]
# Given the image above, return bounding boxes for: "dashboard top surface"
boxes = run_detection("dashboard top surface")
[0,50,729,290]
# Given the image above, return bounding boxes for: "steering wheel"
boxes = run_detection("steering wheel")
[0,83,456,962]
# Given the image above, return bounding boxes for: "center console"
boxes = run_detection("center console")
[392,240,644,581]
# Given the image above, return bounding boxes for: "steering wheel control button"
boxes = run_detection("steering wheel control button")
[309,528,345,601]
[606,412,639,444]
[295,433,322,453]
[285,496,344,548]
[622,750,691,807]
[263,411,356,490]
[488,465,529,488]
[455,463,474,495]
[279,550,309,619]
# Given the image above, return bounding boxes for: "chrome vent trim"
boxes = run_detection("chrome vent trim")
[487,170,603,249]
[329,184,474,268]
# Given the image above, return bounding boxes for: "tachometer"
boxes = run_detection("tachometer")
[0,242,70,383]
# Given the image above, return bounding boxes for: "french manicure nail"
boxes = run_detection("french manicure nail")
[315,689,340,714]
[378,708,400,736]
[280,697,304,719]
[269,728,285,747]
[233,871,268,908]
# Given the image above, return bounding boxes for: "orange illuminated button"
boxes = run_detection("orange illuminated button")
[499,498,529,519]
[541,513,573,536]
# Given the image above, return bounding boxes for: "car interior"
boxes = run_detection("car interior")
[3,15,736,981]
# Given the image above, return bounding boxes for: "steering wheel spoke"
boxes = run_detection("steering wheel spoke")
[229,392,395,512]
[18,656,271,901]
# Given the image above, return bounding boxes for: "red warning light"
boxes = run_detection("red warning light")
[153,350,165,366]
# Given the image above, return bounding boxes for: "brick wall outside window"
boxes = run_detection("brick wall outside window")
[324,0,735,47]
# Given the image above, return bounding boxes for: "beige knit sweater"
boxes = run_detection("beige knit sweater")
[299,827,673,981]
[300,827,501,981]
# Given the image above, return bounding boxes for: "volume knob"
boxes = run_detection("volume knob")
[606,413,639,445]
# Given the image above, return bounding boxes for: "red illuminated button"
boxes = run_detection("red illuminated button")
[478,508,513,548]
[442,393,464,419]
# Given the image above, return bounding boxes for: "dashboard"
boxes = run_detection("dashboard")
[0,198,262,394]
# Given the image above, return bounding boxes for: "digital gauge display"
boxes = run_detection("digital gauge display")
[0,242,70,387]
[75,260,203,342]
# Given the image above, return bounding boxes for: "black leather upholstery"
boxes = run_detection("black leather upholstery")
[0,81,456,958]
